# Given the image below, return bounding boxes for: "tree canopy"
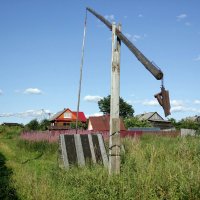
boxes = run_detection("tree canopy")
[25,119,51,131]
[168,118,200,131]
[98,95,134,118]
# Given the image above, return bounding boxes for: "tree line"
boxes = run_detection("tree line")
[24,95,200,131]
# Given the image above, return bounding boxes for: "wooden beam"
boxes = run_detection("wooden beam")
[109,23,121,175]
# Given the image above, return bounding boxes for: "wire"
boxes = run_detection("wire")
[75,9,88,134]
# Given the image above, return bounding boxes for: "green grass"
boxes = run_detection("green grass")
[1,127,200,199]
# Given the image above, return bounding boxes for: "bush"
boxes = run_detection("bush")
[124,117,152,129]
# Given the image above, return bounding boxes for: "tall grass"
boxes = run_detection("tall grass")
[0,125,22,139]
[17,140,58,154]
[1,130,200,199]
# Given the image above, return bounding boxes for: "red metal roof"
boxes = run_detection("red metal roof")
[88,115,126,131]
[72,111,87,122]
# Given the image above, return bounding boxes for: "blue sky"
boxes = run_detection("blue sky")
[0,0,200,124]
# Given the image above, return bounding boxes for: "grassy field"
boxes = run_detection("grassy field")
[1,126,200,199]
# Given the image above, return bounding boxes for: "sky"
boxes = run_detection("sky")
[0,0,200,124]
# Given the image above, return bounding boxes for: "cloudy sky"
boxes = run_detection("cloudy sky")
[0,0,200,124]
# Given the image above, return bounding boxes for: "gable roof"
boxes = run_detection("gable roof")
[88,115,126,131]
[50,108,87,122]
[135,112,164,121]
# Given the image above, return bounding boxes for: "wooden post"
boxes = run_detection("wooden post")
[109,23,121,175]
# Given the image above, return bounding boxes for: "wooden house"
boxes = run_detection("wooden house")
[49,108,87,129]
[88,115,126,131]
[135,112,172,130]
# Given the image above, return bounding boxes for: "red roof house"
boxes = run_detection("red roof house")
[49,108,87,129]
[88,115,126,131]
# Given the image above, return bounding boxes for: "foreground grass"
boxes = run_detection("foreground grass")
[1,127,200,199]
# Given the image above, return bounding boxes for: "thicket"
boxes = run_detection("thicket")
[24,119,51,131]
[124,117,152,129]
[168,118,200,134]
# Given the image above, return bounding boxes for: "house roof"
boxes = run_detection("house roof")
[50,108,87,122]
[88,115,126,131]
[185,115,200,122]
[136,112,155,120]
[135,112,164,121]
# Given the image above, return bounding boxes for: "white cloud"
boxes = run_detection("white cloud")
[132,35,142,42]
[125,33,132,39]
[194,100,200,104]
[171,106,186,113]
[86,112,103,118]
[84,95,103,103]
[194,55,200,61]
[0,89,3,95]
[136,99,185,107]
[142,99,159,106]
[18,109,50,118]
[171,106,200,113]
[24,88,42,95]
[124,15,128,19]
[0,112,13,117]
[185,22,191,26]
[0,109,51,118]
[125,33,142,42]
[138,14,143,18]
[126,100,132,104]
[177,13,187,21]
[170,100,184,107]
[104,14,115,21]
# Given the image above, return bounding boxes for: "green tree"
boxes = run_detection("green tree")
[168,118,200,131]
[124,117,152,129]
[70,121,88,130]
[39,119,51,131]
[178,119,200,130]
[25,119,40,131]
[98,95,134,118]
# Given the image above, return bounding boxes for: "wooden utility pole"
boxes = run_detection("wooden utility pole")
[109,23,121,175]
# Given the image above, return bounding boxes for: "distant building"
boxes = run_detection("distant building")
[1,122,24,127]
[49,108,87,129]
[88,115,126,131]
[185,115,200,123]
[135,112,172,130]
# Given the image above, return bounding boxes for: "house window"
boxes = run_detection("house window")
[64,112,72,119]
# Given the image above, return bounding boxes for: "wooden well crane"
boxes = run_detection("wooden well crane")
[85,7,171,174]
